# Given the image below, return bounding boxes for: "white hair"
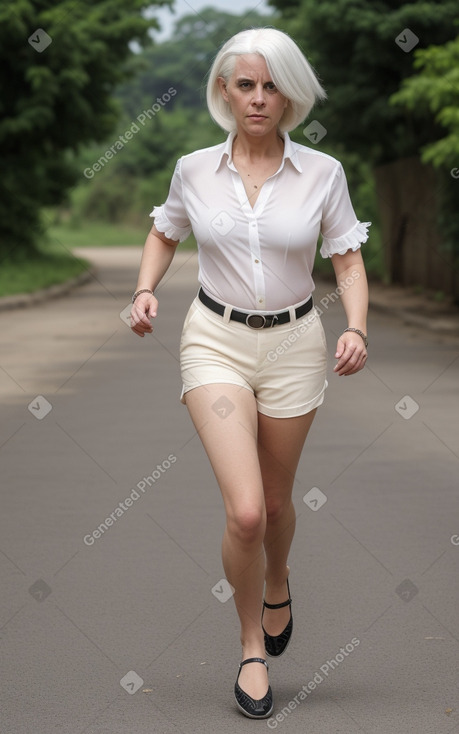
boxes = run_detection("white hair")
[206,28,327,133]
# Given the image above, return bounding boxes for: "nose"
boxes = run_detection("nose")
[251,83,266,107]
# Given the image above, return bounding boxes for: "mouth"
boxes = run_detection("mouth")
[248,114,267,120]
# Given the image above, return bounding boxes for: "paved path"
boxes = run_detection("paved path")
[1,247,458,734]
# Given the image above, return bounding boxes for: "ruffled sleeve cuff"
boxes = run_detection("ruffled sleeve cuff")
[320,220,371,259]
[149,205,192,243]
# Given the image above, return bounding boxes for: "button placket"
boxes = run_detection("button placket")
[248,218,265,306]
[230,171,278,309]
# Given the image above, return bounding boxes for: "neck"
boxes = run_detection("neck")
[232,128,284,161]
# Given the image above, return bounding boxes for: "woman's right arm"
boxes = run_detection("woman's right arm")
[130,225,179,337]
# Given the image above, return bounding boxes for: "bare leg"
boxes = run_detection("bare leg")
[258,409,317,634]
[185,384,268,699]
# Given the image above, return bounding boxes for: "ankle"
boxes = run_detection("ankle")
[265,566,290,590]
[241,635,265,658]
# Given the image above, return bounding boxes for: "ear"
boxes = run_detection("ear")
[217,76,229,103]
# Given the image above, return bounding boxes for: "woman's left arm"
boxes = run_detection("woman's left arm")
[331,249,369,376]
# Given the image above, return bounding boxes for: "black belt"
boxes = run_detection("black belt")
[198,288,313,329]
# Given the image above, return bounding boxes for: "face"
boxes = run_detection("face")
[217,54,288,137]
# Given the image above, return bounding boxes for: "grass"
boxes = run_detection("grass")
[48,220,150,248]
[0,242,91,298]
[48,219,198,249]
[0,220,197,298]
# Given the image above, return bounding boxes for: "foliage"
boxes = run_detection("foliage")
[268,0,459,166]
[116,7,274,114]
[61,7,271,226]
[0,241,90,297]
[391,35,459,167]
[0,0,170,259]
[390,34,459,255]
[72,107,225,225]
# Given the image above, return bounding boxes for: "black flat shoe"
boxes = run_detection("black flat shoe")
[234,657,273,719]
[262,577,293,657]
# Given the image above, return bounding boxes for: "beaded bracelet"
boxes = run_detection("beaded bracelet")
[132,288,154,304]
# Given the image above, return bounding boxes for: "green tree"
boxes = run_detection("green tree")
[391,35,459,258]
[71,7,273,225]
[0,0,170,259]
[268,0,458,165]
[391,36,459,167]
[269,0,459,296]
[116,6,273,114]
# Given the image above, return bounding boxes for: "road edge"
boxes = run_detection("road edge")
[0,268,96,313]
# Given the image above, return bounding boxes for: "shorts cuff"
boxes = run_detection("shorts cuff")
[256,380,328,418]
[180,380,253,405]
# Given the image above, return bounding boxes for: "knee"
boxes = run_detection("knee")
[265,495,291,525]
[227,506,265,545]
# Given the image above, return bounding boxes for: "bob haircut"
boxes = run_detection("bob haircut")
[206,28,327,133]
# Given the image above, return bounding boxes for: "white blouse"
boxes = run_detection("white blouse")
[150,131,370,311]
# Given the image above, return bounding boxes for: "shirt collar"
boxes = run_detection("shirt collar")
[215,130,302,173]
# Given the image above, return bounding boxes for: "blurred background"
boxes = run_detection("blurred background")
[1,0,458,302]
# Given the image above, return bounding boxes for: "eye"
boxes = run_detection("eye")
[238,81,252,89]
[265,82,277,92]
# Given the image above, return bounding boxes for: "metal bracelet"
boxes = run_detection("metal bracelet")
[343,327,368,348]
[132,289,154,304]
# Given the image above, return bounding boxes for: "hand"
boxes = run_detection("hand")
[130,293,158,337]
[334,331,367,376]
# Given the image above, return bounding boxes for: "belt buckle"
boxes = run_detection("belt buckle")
[246,313,266,329]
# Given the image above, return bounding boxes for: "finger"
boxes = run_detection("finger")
[147,302,158,318]
[130,306,152,329]
[130,312,152,335]
[335,344,366,375]
[130,324,143,336]
[339,351,367,376]
[333,342,357,373]
[130,305,149,323]
[334,338,345,359]
[132,323,152,336]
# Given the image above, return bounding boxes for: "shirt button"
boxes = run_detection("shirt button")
[258,298,264,304]
[254,259,260,264]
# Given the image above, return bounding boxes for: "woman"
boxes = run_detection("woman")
[130,28,369,720]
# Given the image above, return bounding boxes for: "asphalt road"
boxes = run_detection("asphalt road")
[1,247,458,734]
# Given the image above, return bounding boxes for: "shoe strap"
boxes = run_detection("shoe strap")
[263,577,291,610]
[263,597,292,610]
[239,657,268,670]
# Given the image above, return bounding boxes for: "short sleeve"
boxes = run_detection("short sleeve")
[149,158,192,243]
[319,163,371,258]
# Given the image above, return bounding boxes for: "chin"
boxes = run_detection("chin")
[242,120,275,134]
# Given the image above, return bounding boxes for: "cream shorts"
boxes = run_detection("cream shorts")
[179,295,328,418]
